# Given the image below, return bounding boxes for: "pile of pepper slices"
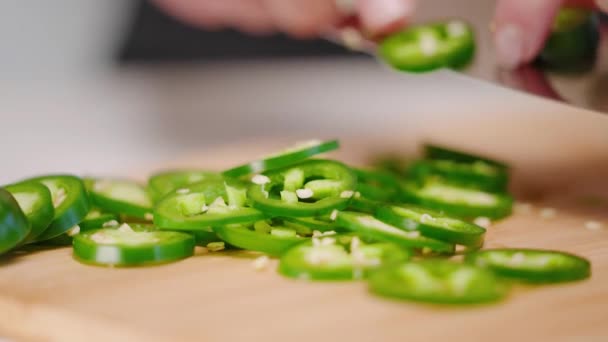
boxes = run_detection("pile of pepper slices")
[0,140,591,305]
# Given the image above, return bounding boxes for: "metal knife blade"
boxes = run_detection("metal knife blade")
[328,0,608,114]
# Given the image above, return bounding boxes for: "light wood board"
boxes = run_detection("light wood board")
[1,142,608,342]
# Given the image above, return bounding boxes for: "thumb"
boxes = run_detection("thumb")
[493,0,564,69]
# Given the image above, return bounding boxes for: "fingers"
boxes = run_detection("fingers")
[157,0,415,39]
[493,0,603,69]
[357,0,416,36]
[261,0,339,38]
[493,0,564,69]
[223,0,275,35]
[153,0,231,30]
[597,0,608,11]
[153,0,275,34]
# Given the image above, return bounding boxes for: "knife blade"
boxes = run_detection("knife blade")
[328,0,608,114]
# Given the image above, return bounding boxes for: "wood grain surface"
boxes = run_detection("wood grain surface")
[1,139,608,342]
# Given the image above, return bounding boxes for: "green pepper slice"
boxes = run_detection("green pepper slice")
[41,209,121,246]
[0,188,31,254]
[79,208,120,230]
[73,226,195,267]
[465,248,591,283]
[336,211,454,254]
[278,235,410,281]
[538,8,599,70]
[214,220,307,257]
[281,216,338,233]
[17,175,90,242]
[407,159,508,193]
[223,140,340,178]
[370,154,411,176]
[155,178,264,231]
[5,182,54,244]
[147,170,222,203]
[192,230,223,246]
[380,20,475,73]
[369,260,508,304]
[353,168,399,202]
[87,178,153,220]
[400,180,513,220]
[424,143,508,170]
[376,205,485,248]
[249,159,357,217]
[348,197,384,214]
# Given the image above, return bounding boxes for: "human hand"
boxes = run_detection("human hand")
[153,0,415,38]
[493,0,607,69]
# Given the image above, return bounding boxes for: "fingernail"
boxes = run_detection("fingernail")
[597,0,608,12]
[494,24,524,69]
[360,0,414,34]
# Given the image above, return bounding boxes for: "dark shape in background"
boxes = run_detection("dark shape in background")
[118,0,362,63]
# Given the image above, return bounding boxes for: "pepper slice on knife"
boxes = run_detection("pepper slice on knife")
[380,20,475,72]
[538,7,599,69]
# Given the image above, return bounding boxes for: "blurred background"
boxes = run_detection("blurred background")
[1,0,607,195]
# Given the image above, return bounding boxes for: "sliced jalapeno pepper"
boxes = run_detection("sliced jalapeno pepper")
[400,180,513,220]
[279,235,410,281]
[370,154,411,177]
[41,209,122,246]
[192,230,222,246]
[353,168,399,202]
[380,20,475,73]
[17,175,90,242]
[155,178,264,231]
[336,211,454,254]
[249,159,357,217]
[282,216,338,233]
[5,182,54,244]
[79,209,120,230]
[0,188,30,254]
[465,249,591,283]
[73,226,195,267]
[407,159,508,193]
[539,8,599,69]
[348,197,384,214]
[87,178,153,220]
[376,205,485,248]
[147,170,221,203]
[424,143,508,170]
[223,140,340,178]
[214,219,307,256]
[369,260,508,304]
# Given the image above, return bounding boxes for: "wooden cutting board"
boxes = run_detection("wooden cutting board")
[1,140,608,342]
